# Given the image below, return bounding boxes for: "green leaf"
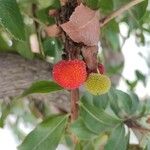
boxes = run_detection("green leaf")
[15,26,34,59]
[16,40,34,59]
[107,62,124,76]
[38,0,61,9]
[108,88,139,117]
[22,80,63,97]
[0,101,11,127]
[82,92,109,109]
[80,100,121,134]
[43,37,63,57]
[135,70,146,86]
[104,124,127,150]
[76,141,95,150]
[0,35,9,50]
[0,0,25,40]
[129,92,139,114]
[18,115,68,150]
[102,20,120,51]
[145,142,150,150]
[82,142,95,150]
[83,0,100,9]
[36,7,55,24]
[113,0,129,10]
[116,90,133,115]
[71,118,96,140]
[125,79,138,91]
[75,143,83,150]
[93,93,109,109]
[99,0,113,13]
[81,92,93,106]
[131,0,148,20]
[108,88,120,116]
[84,0,113,11]
[113,0,148,20]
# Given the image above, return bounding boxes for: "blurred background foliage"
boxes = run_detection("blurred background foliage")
[0,0,150,149]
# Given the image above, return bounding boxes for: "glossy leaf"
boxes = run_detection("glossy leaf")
[80,100,121,133]
[0,0,25,40]
[38,0,60,9]
[129,92,139,114]
[83,0,100,9]
[15,26,34,59]
[93,93,109,109]
[135,70,146,86]
[16,40,34,59]
[36,7,55,24]
[104,124,127,150]
[123,1,148,30]
[102,20,120,51]
[0,101,11,127]
[108,88,139,117]
[75,143,83,150]
[22,80,63,97]
[18,115,68,150]
[115,90,133,115]
[108,88,120,116]
[0,35,9,50]
[43,37,63,57]
[131,0,148,20]
[71,118,96,140]
[145,142,150,150]
[99,0,113,13]
[113,0,129,10]
[82,142,95,150]
[82,92,109,109]
[125,80,138,91]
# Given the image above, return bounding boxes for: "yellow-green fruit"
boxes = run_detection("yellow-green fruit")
[84,73,111,95]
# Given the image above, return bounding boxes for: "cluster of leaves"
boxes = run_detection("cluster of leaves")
[11,80,150,149]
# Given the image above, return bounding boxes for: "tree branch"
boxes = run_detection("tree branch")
[100,0,145,27]
[70,89,79,122]
[0,53,70,112]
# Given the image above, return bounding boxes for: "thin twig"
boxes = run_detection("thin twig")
[100,0,145,27]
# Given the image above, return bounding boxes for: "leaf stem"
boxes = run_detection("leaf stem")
[100,0,145,27]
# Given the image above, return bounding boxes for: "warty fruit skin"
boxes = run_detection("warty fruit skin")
[52,59,87,89]
[84,73,111,95]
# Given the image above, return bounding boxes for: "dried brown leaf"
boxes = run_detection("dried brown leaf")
[45,25,61,37]
[82,46,98,71]
[61,4,100,46]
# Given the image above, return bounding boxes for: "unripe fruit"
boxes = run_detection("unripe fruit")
[84,73,111,95]
[52,59,87,89]
[98,63,105,74]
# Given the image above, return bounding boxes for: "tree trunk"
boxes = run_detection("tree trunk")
[0,53,70,112]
